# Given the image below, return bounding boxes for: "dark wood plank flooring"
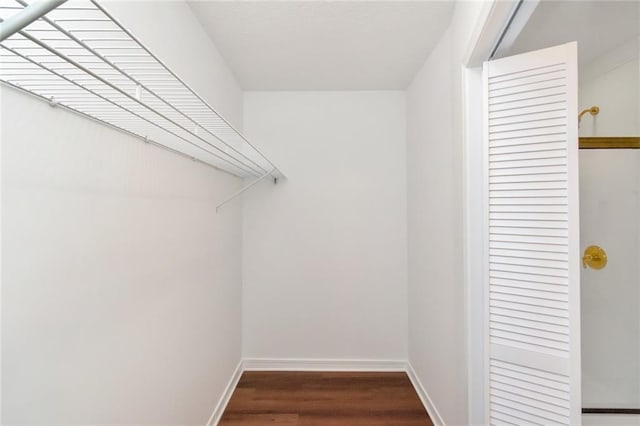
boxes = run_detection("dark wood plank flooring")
[219,371,433,425]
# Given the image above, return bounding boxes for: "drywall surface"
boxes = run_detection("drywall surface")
[242,91,407,362]
[1,2,243,424]
[580,150,640,409]
[579,42,640,410]
[406,2,486,425]
[579,36,640,137]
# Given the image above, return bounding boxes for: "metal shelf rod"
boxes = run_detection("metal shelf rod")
[3,44,255,177]
[90,0,283,178]
[14,29,265,176]
[16,0,270,176]
[2,81,239,177]
[216,168,277,212]
[1,0,283,179]
[0,0,68,41]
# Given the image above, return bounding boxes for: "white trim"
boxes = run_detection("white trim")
[462,0,539,425]
[242,358,407,372]
[206,360,244,426]
[462,1,522,424]
[0,82,3,426]
[481,60,492,426]
[463,0,519,68]
[406,363,446,426]
[490,0,541,60]
[463,65,487,426]
[565,41,583,424]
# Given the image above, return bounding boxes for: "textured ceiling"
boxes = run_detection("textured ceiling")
[187,1,454,90]
[506,0,640,66]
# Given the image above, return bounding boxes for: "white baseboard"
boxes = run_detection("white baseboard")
[242,358,407,372]
[206,360,244,426]
[406,362,445,426]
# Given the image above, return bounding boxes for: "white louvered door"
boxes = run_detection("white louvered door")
[483,42,581,425]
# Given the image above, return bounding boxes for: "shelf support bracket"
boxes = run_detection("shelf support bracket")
[0,0,68,42]
[216,168,277,212]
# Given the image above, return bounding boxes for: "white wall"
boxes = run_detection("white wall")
[579,36,640,137]
[406,2,486,425]
[241,91,407,362]
[578,33,640,409]
[1,1,244,424]
[580,150,640,409]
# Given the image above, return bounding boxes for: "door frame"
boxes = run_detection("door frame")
[461,1,543,423]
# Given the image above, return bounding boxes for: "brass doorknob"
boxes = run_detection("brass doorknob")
[582,245,607,270]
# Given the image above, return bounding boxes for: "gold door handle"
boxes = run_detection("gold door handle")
[582,245,607,270]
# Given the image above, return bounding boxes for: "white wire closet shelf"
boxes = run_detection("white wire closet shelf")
[0,0,282,179]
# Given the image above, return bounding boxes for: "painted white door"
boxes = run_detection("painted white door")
[484,42,581,425]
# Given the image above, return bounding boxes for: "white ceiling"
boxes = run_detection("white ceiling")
[187,1,454,90]
[505,0,640,66]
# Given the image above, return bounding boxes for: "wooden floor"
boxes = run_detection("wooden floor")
[219,371,433,425]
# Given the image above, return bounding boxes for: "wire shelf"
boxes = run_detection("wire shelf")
[0,0,281,178]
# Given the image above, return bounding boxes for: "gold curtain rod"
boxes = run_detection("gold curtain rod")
[579,137,640,149]
[577,105,640,148]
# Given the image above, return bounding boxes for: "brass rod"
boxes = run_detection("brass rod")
[579,137,640,149]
